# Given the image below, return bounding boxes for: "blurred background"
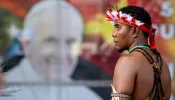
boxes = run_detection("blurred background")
[0,0,174,100]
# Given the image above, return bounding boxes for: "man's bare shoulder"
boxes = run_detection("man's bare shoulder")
[115,52,144,70]
[112,53,142,94]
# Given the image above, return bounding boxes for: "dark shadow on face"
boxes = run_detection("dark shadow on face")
[118,48,126,53]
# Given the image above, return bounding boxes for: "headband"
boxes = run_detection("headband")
[106,10,156,49]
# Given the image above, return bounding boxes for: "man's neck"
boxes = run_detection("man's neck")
[129,39,148,50]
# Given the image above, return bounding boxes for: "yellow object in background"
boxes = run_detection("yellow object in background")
[85,13,114,43]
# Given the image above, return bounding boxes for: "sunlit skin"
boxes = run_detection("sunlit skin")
[111,20,171,100]
[112,20,136,53]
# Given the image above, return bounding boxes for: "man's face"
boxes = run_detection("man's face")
[112,20,134,53]
[21,2,84,82]
[23,20,81,82]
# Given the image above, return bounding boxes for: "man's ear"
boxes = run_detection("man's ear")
[132,26,139,38]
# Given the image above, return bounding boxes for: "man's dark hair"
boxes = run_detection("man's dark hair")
[119,5,152,38]
[119,5,161,62]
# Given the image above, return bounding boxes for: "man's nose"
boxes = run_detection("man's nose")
[112,31,117,37]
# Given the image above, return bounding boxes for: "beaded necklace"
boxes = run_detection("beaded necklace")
[128,45,151,54]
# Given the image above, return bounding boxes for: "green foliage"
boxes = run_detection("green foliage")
[0,7,23,54]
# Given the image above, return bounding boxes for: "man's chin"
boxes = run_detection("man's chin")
[118,49,124,53]
[115,47,125,53]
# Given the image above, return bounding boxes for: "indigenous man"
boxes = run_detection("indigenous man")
[106,5,171,100]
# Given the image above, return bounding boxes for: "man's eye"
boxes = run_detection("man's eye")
[114,24,120,29]
[66,38,75,45]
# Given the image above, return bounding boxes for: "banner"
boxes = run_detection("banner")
[0,0,174,100]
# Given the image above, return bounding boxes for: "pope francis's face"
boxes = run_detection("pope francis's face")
[22,3,83,82]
